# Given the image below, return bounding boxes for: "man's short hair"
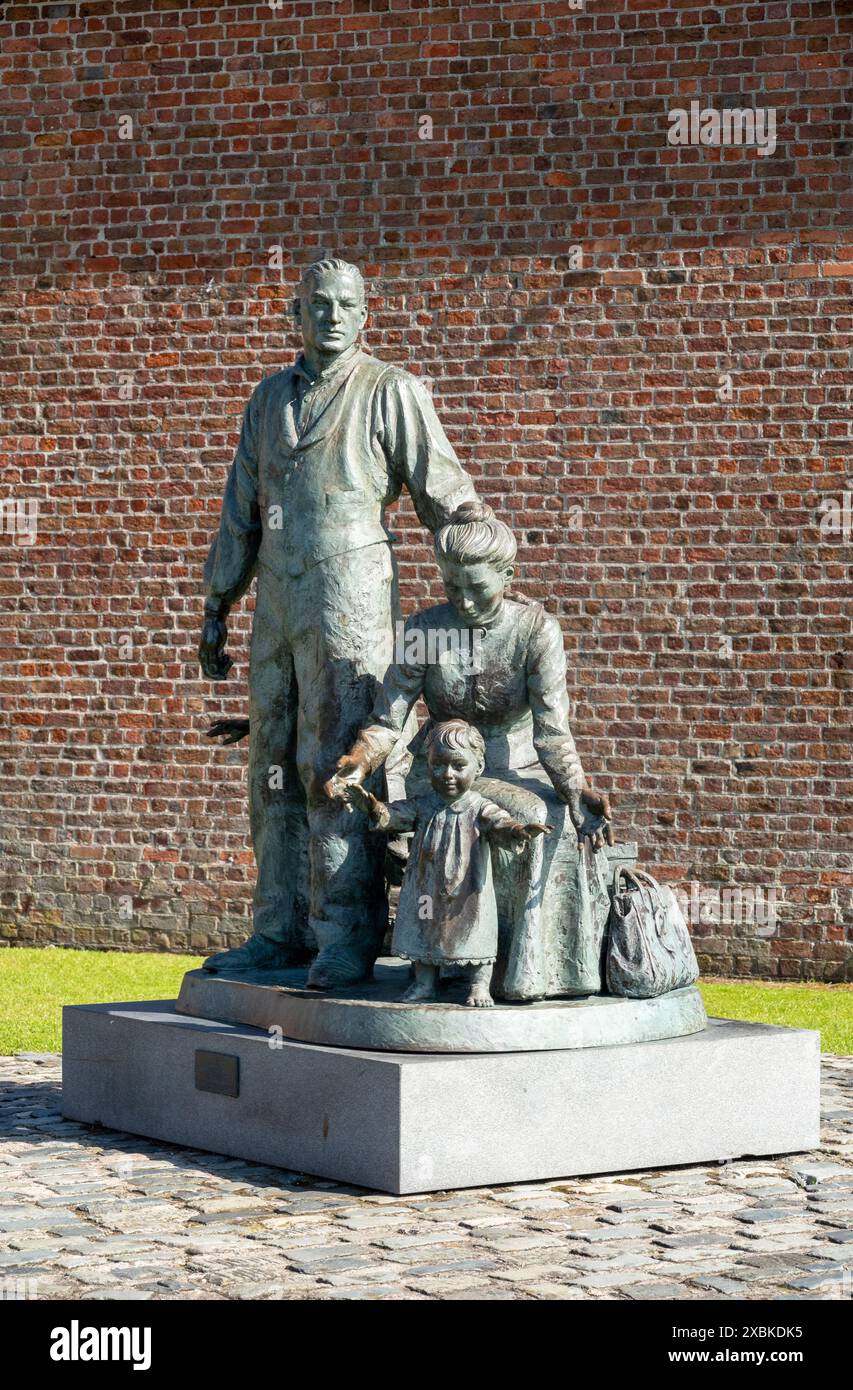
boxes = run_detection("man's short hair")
[298,257,365,302]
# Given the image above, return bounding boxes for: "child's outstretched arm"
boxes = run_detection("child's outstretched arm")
[479,800,553,852]
[345,784,420,835]
[490,819,553,849]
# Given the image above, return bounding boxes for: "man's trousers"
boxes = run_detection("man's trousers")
[247,541,406,979]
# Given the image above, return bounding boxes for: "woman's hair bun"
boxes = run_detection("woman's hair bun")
[436,498,516,568]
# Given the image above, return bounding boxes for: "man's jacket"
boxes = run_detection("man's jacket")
[204,346,476,605]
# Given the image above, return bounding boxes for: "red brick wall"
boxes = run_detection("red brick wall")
[1,1,851,979]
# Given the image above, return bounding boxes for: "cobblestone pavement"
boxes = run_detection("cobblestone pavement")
[1,1053,851,1302]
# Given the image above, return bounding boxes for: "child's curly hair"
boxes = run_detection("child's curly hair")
[425,718,486,775]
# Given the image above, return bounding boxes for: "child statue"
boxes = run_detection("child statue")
[346,719,551,1007]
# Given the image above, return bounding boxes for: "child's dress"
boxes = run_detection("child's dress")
[376,789,518,966]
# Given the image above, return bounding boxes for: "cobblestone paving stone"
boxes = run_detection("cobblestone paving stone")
[0,1053,851,1302]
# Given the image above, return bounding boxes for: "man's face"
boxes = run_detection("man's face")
[428,744,480,801]
[297,271,366,357]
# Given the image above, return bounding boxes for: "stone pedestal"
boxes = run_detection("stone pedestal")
[175,960,707,1052]
[62,1000,820,1195]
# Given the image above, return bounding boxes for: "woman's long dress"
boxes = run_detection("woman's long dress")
[356,597,620,999]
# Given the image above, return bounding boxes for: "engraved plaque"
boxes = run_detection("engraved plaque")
[194,1049,240,1097]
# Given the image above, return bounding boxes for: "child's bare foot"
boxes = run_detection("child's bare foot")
[464,982,494,1008]
[463,963,494,1007]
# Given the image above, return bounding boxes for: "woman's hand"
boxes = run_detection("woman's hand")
[565,787,613,851]
[580,786,614,851]
[323,746,373,803]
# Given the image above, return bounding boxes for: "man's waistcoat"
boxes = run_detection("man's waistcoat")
[254,351,400,582]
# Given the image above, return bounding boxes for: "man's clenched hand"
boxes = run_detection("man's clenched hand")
[199,613,233,681]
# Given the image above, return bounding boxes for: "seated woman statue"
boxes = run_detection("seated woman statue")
[325,501,622,1002]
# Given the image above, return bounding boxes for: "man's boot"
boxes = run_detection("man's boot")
[202,933,309,974]
[305,945,376,990]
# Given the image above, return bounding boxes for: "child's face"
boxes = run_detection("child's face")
[428,745,480,800]
[438,559,508,627]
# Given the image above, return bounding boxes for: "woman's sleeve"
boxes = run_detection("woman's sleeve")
[352,617,429,774]
[526,611,587,803]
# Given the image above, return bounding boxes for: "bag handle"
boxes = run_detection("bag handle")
[629,867,663,895]
[611,865,661,923]
[611,864,632,895]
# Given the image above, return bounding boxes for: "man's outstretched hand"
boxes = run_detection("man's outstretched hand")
[206,718,250,746]
[199,614,233,681]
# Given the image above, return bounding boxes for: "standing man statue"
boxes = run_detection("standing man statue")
[198,258,478,988]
